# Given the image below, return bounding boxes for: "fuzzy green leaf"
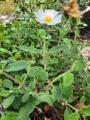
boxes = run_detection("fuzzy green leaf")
[2,95,15,109]
[5,60,29,72]
[69,112,79,120]
[80,105,90,116]
[63,72,74,87]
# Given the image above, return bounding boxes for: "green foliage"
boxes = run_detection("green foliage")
[80,105,90,116]
[73,59,85,72]
[0,0,90,119]
[69,112,79,120]
[30,66,48,81]
[63,72,74,87]
[5,60,29,72]
[2,95,15,109]
[18,100,36,120]
[0,90,11,97]
[1,112,18,120]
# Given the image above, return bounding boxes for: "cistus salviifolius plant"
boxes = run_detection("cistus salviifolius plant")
[0,0,90,120]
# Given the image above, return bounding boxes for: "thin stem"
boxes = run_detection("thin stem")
[52,67,73,84]
[23,70,30,84]
[43,39,48,70]
[74,25,78,41]
[67,103,78,112]
[52,72,65,84]
[2,71,21,85]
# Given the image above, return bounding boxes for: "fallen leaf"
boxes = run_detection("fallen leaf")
[75,102,86,109]
[64,0,80,18]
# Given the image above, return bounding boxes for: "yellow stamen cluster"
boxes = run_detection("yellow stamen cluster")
[44,16,52,23]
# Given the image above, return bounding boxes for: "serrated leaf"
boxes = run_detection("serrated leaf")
[5,60,29,72]
[2,95,15,109]
[63,72,74,87]
[80,105,90,116]
[69,112,79,120]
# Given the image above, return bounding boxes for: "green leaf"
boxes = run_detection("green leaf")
[49,45,63,55]
[12,87,20,94]
[28,81,36,91]
[18,100,36,120]
[69,112,79,120]
[1,112,18,120]
[64,108,69,120]
[37,29,46,38]
[12,96,21,110]
[63,38,71,48]
[37,92,53,105]
[5,60,29,72]
[0,48,9,54]
[0,90,11,97]
[21,93,30,103]
[80,105,90,116]
[73,59,85,71]
[2,95,15,109]
[51,86,62,102]
[3,79,13,89]
[62,86,73,100]
[63,72,74,87]
[19,46,41,55]
[30,66,48,81]
[80,96,86,103]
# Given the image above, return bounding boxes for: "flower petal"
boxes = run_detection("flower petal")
[47,14,62,25]
[36,18,45,24]
[34,9,45,20]
[45,10,59,19]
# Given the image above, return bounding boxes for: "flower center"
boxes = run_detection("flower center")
[44,16,52,23]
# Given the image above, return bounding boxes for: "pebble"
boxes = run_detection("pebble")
[0,14,16,23]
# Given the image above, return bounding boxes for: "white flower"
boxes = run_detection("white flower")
[34,9,62,25]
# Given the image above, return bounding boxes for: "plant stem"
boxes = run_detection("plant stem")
[51,66,74,84]
[23,70,30,84]
[67,103,78,112]
[74,25,77,41]
[43,39,48,70]
[52,72,65,84]
[0,70,21,85]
